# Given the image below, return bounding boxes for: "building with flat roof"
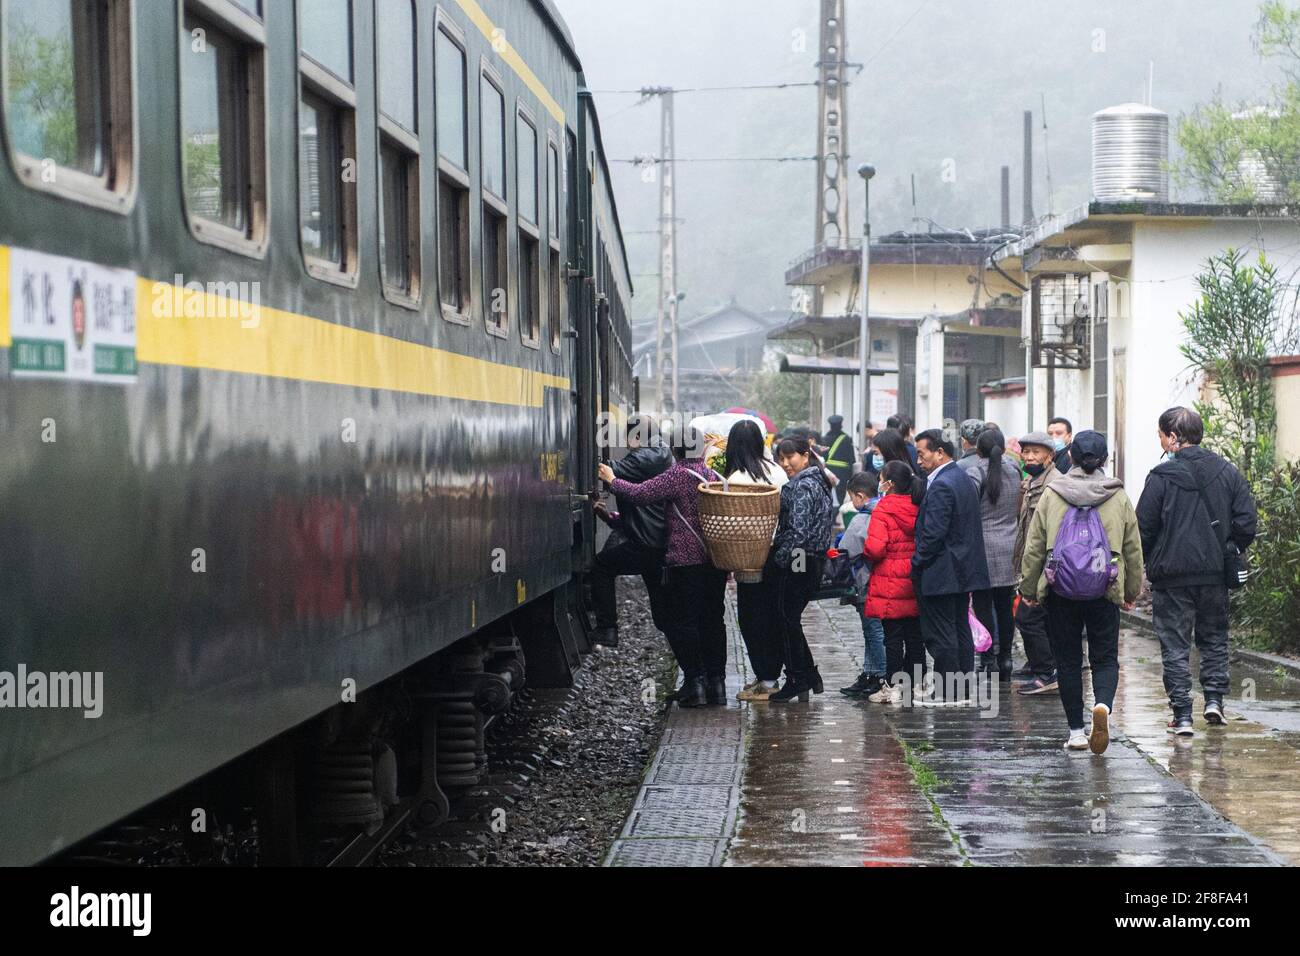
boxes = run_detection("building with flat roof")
[994,199,1300,498]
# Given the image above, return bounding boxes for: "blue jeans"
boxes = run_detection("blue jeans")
[860,612,886,675]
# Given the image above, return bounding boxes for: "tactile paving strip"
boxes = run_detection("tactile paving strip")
[626,804,737,838]
[636,784,737,811]
[661,725,744,744]
[656,743,742,764]
[649,759,744,786]
[606,839,727,867]
[604,586,749,866]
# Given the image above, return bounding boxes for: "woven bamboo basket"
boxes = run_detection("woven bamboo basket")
[696,481,781,583]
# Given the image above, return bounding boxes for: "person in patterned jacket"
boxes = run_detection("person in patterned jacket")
[599,425,724,708]
[766,435,837,703]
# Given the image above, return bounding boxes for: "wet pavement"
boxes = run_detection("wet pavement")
[608,587,1299,866]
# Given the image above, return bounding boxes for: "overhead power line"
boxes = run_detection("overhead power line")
[591,81,818,96]
[614,156,816,164]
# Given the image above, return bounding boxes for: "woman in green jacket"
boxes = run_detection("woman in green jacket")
[1019,431,1143,756]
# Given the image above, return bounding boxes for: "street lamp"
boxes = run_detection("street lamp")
[857,163,875,441]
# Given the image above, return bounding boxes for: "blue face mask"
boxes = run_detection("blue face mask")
[871,454,885,471]
[1162,450,1175,461]
[1052,439,1067,452]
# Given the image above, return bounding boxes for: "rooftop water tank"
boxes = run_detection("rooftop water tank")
[1231,107,1289,203]
[1092,103,1169,202]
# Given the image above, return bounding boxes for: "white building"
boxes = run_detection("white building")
[995,200,1300,500]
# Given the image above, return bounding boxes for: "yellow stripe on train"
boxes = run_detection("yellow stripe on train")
[136,278,570,407]
[454,0,566,124]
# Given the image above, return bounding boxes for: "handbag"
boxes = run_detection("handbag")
[1190,463,1248,590]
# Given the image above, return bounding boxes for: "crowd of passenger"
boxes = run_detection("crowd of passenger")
[591,404,1258,754]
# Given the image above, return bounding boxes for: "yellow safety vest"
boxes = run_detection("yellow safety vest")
[825,433,851,468]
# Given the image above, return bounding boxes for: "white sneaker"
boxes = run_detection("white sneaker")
[867,684,894,704]
[1064,729,1089,751]
[1089,703,1111,754]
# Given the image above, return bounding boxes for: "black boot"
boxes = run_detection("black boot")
[705,673,727,706]
[672,675,708,708]
[997,651,1014,681]
[769,674,813,703]
[809,665,824,695]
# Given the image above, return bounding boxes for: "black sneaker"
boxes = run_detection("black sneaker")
[1167,713,1195,737]
[1204,697,1225,726]
[840,672,876,697]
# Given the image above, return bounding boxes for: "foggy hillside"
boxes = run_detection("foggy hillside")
[553,0,1276,332]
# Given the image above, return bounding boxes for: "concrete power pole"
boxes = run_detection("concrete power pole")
[814,0,851,315]
[651,88,679,415]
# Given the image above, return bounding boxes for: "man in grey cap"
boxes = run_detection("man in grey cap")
[957,419,987,473]
[1011,431,1059,693]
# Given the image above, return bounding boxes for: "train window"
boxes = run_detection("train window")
[480,67,507,335]
[379,138,419,302]
[483,204,508,334]
[435,25,466,169]
[434,21,470,323]
[516,112,537,227]
[548,142,560,240]
[229,0,262,15]
[376,0,416,134]
[549,246,562,353]
[300,0,352,83]
[2,0,134,212]
[298,2,357,284]
[179,1,268,256]
[517,109,539,348]
[480,73,505,201]
[375,0,419,305]
[519,230,540,348]
[547,138,561,353]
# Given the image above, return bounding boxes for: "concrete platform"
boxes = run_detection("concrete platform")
[608,584,1297,867]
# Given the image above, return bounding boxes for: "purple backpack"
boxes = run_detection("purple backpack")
[1045,505,1118,600]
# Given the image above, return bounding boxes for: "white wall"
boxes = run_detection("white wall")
[984,390,1028,437]
[1117,218,1296,500]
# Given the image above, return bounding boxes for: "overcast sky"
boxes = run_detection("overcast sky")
[553,0,1278,327]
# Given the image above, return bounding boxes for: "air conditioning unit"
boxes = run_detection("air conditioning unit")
[1030,274,1091,369]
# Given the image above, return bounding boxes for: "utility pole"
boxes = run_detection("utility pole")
[649,87,679,415]
[814,0,850,283]
[858,164,876,437]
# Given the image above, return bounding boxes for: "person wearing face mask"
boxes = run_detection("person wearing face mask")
[1047,417,1073,475]
[1010,432,1059,694]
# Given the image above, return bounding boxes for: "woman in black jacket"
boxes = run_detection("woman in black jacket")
[767,436,838,702]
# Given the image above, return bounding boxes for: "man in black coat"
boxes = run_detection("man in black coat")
[590,415,673,647]
[912,428,991,702]
[1136,407,1258,735]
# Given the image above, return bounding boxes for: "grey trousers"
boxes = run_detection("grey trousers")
[1152,584,1231,712]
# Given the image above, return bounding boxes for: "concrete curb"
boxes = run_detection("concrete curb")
[1121,608,1300,678]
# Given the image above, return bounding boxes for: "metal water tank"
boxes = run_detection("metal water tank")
[1092,103,1169,202]
[1231,107,1289,203]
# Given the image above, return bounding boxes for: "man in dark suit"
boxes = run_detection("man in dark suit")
[912,429,991,702]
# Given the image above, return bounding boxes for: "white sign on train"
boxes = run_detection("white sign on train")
[8,247,138,383]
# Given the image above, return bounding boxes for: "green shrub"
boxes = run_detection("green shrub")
[1235,462,1300,654]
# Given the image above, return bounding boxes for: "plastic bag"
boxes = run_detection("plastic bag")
[968,598,992,653]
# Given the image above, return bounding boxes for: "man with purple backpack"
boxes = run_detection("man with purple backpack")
[1018,431,1144,754]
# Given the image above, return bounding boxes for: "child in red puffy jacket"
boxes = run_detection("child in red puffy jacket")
[863,461,927,703]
